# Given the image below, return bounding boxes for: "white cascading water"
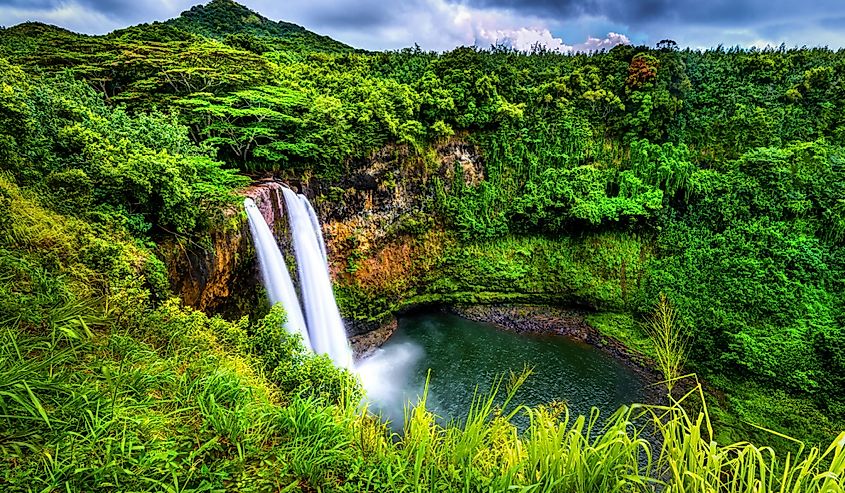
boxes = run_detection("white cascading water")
[248,188,424,424]
[281,188,354,369]
[244,198,313,351]
[300,194,328,264]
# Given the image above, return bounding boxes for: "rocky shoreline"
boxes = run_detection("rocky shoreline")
[446,304,664,390]
[349,317,398,357]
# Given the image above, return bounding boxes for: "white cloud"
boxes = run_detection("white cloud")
[0,3,122,33]
[748,38,777,49]
[475,27,573,52]
[413,1,631,53]
[573,32,631,52]
[472,28,631,53]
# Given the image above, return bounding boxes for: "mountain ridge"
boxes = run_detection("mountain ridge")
[161,0,352,52]
[0,0,353,53]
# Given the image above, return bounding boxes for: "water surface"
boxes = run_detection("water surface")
[357,311,648,429]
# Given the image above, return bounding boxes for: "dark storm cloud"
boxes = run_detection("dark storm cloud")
[0,0,58,8]
[461,0,596,19]
[461,0,842,28]
[304,1,399,29]
[0,0,150,17]
[462,0,677,24]
[75,0,148,17]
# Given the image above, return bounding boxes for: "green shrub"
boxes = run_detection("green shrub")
[250,304,360,404]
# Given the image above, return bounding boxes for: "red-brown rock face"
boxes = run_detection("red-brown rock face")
[161,180,287,316]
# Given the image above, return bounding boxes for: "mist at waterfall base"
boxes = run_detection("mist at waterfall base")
[356,313,648,430]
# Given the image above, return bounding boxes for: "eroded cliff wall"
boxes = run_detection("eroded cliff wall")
[160,181,287,317]
[162,138,649,336]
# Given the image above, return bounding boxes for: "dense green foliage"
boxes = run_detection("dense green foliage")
[1,0,844,488]
[0,58,246,236]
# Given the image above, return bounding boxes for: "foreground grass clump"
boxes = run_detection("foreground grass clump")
[379,371,844,493]
[2,298,842,493]
[0,299,359,491]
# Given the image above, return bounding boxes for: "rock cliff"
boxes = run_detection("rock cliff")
[160,180,287,317]
[162,140,485,325]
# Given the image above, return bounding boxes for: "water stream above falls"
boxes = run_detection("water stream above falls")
[357,312,649,430]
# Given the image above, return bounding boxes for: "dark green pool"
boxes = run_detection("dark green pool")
[357,312,649,429]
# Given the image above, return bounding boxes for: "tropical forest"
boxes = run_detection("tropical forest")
[0,0,843,491]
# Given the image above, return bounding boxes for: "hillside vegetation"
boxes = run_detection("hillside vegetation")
[0,1,843,490]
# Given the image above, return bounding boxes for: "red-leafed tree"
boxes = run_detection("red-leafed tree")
[626,53,660,89]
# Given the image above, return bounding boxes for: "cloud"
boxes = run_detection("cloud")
[574,32,631,52]
[461,0,843,28]
[0,0,56,8]
[472,28,631,53]
[0,2,125,32]
[280,0,402,29]
[276,0,630,52]
[258,0,570,51]
[456,0,845,49]
[0,0,193,31]
[0,0,626,51]
[475,27,572,51]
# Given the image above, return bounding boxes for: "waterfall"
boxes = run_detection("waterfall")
[244,198,312,351]
[243,188,353,370]
[300,194,328,264]
[282,188,353,370]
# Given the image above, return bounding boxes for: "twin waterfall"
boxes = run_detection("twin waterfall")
[244,188,353,369]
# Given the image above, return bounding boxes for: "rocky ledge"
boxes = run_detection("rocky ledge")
[450,304,663,387]
[349,317,398,358]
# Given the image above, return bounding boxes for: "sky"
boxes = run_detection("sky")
[2,0,845,53]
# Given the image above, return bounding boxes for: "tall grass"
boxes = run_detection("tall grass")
[384,372,843,493]
[646,293,689,393]
[2,305,842,492]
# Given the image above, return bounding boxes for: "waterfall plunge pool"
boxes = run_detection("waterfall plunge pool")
[357,311,650,430]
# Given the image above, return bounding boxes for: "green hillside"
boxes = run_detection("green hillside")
[162,0,353,52]
[0,0,350,74]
